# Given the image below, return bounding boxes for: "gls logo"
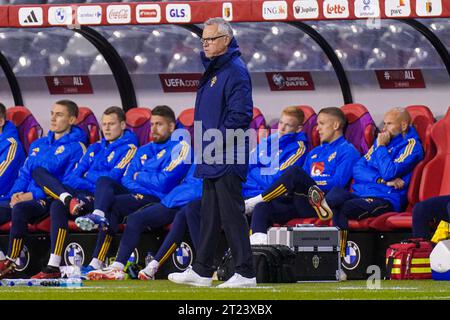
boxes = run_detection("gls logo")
[166,4,191,23]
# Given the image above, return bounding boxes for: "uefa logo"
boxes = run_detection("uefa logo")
[342,241,361,270]
[63,242,85,266]
[172,242,193,271]
[15,245,30,272]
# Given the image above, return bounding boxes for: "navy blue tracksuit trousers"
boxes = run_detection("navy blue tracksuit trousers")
[326,187,393,230]
[412,195,450,239]
[251,166,317,233]
[193,174,254,279]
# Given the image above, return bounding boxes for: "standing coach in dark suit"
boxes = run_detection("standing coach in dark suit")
[168,17,256,288]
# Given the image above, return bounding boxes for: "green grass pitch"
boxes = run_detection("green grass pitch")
[0,280,449,300]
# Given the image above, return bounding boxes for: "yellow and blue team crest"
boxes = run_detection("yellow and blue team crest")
[140,154,147,165]
[31,147,39,156]
[157,149,166,159]
[133,193,144,200]
[328,151,336,162]
[55,146,65,155]
[210,76,217,87]
[89,151,95,158]
[107,151,115,162]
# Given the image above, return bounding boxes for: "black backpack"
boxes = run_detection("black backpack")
[217,245,296,283]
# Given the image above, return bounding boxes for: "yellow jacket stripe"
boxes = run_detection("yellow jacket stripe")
[364,145,375,161]
[116,146,137,169]
[79,142,87,154]
[280,141,306,171]
[0,138,18,177]
[164,142,190,172]
[394,139,416,163]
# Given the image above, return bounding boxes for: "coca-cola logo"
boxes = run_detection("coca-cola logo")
[109,9,128,20]
[107,5,130,23]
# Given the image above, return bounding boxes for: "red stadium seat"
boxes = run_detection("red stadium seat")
[251,107,267,143]
[6,106,43,154]
[125,107,152,146]
[176,108,195,144]
[77,106,100,145]
[341,103,378,155]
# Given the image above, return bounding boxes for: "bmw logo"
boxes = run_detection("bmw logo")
[15,245,30,272]
[172,242,193,271]
[63,242,85,266]
[55,8,67,23]
[342,241,361,270]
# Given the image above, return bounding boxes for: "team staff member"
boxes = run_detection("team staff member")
[0,100,87,278]
[326,108,423,230]
[0,103,26,208]
[72,105,191,271]
[30,106,138,279]
[245,107,360,246]
[168,17,256,288]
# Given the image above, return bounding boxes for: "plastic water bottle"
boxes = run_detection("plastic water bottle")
[145,252,154,267]
[1,279,34,286]
[1,278,82,287]
[72,254,82,278]
[40,278,83,287]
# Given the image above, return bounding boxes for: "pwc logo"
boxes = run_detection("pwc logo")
[385,0,411,17]
[166,4,191,23]
[136,4,161,23]
[323,0,349,19]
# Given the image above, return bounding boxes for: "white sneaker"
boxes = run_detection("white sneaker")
[244,194,263,215]
[217,273,257,288]
[337,268,347,281]
[250,232,268,245]
[138,261,159,280]
[168,266,212,287]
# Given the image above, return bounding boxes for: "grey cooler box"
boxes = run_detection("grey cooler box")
[267,225,341,281]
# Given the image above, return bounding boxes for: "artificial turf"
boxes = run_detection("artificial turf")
[0,279,449,300]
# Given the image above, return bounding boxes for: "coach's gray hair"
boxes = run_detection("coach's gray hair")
[204,17,233,37]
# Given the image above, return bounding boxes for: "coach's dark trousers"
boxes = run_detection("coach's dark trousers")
[193,174,255,279]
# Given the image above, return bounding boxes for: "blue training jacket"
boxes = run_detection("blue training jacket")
[122,137,191,200]
[65,129,138,193]
[0,121,25,198]
[9,125,87,200]
[243,131,308,198]
[194,37,253,180]
[161,164,203,209]
[303,135,360,192]
[352,126,424,211]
